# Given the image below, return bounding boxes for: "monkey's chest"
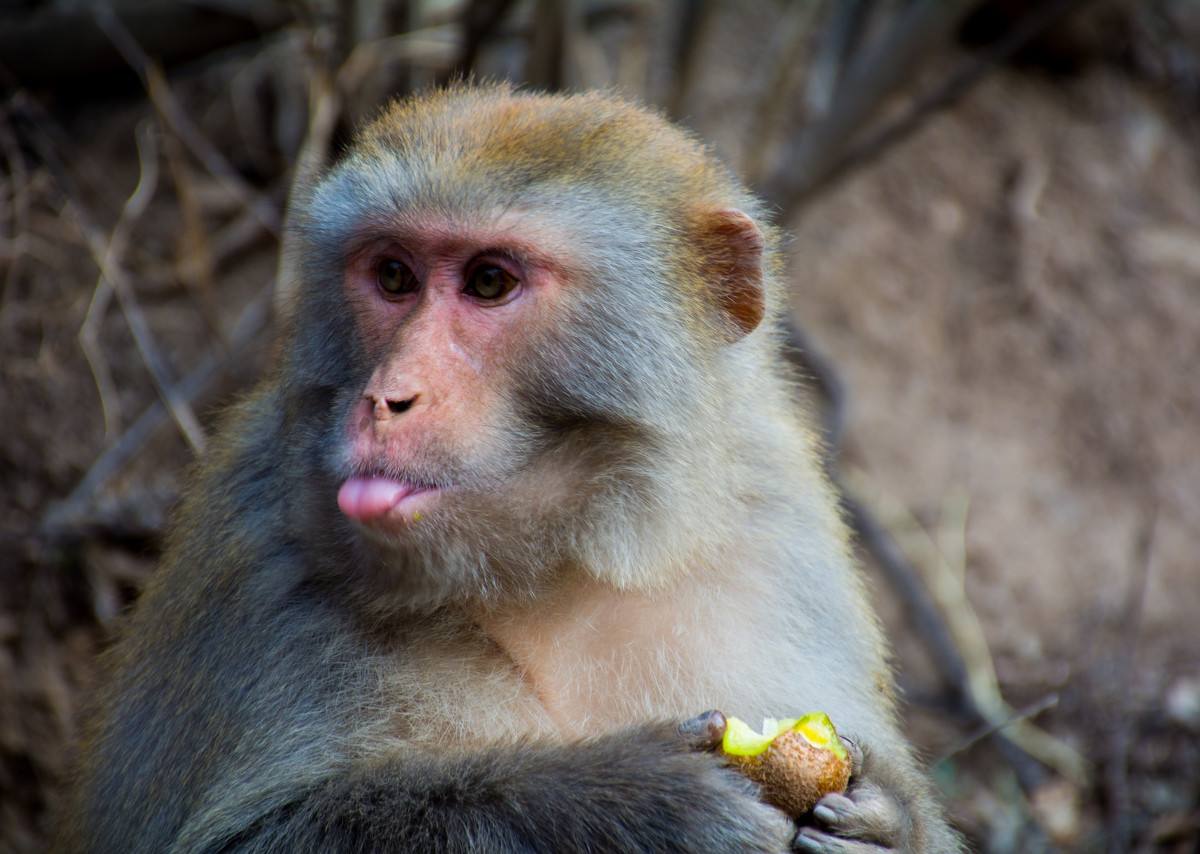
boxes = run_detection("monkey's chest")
[418,594,797,743]
[407,638,721,744]
[387,577,817,747]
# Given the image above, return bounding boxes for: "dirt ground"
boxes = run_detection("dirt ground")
[2,12,1199,853]
[786,67,1200,850]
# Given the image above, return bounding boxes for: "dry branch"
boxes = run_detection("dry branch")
[743,0,822,186]
[525,0,571,90]
[93,3,282,237]
[881,483,1090,785]
[275,63,340,312]
[79,120,161,440]
[778,0,1094,213]
[47,22,346,534]
[441,0,518,84]
[0,107,31,323]
[16,95,208,457]
[935,693,1061,767]
[666,0,717,120]
[771,0,977,215]
[1102,511,1158,854]
[157,101,222,341]
[339,23,462,93]
[42,283,273,538]
[71,145,207,455]
[804,0,874,118]
[0,0,290,89]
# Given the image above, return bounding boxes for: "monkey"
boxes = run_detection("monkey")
[57,84,962,853]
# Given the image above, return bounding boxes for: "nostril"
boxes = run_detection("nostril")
[387,397,415,414]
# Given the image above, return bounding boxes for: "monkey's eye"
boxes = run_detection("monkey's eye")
[464,264,519,302]
[376,258,418,297]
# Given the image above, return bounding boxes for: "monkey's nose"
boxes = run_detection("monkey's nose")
[368,394,417,419]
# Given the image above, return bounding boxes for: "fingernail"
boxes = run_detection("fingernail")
[813,804,839,825]
[793,830,824,851]
[679,710,726,745]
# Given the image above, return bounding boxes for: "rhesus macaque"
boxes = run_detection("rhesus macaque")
[59,85,961,853]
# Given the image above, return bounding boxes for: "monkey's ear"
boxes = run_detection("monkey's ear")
[696,208,765,341]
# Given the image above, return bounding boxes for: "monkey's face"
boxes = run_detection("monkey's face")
[333,213,573,525]
[313,207,652,606]
[288,87,773,607]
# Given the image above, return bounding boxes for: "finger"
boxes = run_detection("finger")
[838,734,865,779]
[811,793,855,824]
[793,827,890,853]
[811,783,905,845]
[677,709,727,750]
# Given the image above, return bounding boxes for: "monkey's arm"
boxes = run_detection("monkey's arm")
[64,554,794,853]
[66,601,794,854]
[215,720,793,854]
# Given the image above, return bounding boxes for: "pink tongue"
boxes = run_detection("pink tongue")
[337,476,418,521]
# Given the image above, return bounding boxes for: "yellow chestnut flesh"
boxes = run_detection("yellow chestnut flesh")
[720,712,851,817]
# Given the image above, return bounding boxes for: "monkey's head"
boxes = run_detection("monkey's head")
[280,85,786,611]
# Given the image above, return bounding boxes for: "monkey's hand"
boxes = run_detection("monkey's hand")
[671,709,798,852]
[792,737,958,853]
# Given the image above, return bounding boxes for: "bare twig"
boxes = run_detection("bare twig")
[72,155,206,453]
[42,282,274,537]
[743,0,823,186]
[155,88,223,341]
[784,326,970,690]
[784,321,847,456]
[0,231,64,272]
[935,693,1061,766]
[17,95,207,454]
[841,487,974,697]
[349,0,391,46]
[136,203,277,292]
[229,45,280,179]
[92,3,282,237]
[340,0,421,117]
[79,120,161,440]
[46,10,348,532]
[276,41,343,313]
[775,0,1093,215]
[888,487,1089,785]
[805,0,874,117]
[440,0,518,85]
[772,0,977,215]
[615,3,651,99]
[338,23,462,93]
[210,204,277,266]
[1102,510,1158,854]
[666,0,717,120]
[525,0,570,90]
[0,108,31,324]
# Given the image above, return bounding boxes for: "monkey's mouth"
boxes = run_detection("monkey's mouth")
[337,475,440,523]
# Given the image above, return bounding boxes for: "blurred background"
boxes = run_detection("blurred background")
[1,0,1198,851]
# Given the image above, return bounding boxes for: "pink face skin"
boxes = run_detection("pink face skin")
[336,216,570,534]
